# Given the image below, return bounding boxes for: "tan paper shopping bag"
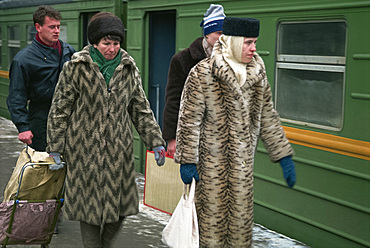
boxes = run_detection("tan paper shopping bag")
[144,151,183,214]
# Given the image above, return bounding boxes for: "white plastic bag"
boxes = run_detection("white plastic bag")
[162,178,199,248]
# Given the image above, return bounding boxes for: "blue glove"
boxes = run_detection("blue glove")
[49,152,64,170]
[153,146,166,166]
[180,163,199,184]
[279,156,296,188]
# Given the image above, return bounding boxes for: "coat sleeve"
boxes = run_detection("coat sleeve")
[46,62,77,154]
[162,53,189,141]
[174,65,205,164]
[127,68,165,150]
[7,59,31,133]
[259,79,294,162]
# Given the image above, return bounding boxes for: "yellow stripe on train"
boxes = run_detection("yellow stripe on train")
[283,126,370,161]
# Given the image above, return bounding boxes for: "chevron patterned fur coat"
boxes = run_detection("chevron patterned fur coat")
[46,45,165,225]
[175,40,294,247]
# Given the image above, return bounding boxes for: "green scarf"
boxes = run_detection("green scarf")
[90,46,121,86]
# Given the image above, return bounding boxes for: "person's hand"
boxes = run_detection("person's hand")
[18,130,33,145]
[49,152,64,170]
[279,156,296,188]
[167,139,176,157]
[180,163,199,184]
[153,146,166,166]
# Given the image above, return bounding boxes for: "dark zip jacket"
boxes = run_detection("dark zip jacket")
[7,37,75,151]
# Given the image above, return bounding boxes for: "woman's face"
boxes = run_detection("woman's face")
[94,37,120,60]
[241,37,257,63]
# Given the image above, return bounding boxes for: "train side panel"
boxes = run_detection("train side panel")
[126,1,370,247]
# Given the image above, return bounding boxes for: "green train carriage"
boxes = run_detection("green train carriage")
[0,0,369,247]
[126,2,369,247]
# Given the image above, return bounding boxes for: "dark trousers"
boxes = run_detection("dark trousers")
[29,108,48,151]
[80,217,125,248]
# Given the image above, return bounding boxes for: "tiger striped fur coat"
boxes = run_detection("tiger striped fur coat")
[175,40,294,247]
[47,45,165,225]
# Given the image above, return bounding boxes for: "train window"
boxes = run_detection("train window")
[27,25,37,45]
[8,25,20,68]
[278,21,346,57]
[275,20,347,131]
[59,25,67,42]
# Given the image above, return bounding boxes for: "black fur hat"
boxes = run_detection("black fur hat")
[223,17,260,37]
[87,12,125,45]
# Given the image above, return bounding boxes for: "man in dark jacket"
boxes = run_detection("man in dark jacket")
[7,5,75,152]
[162,4,225,156]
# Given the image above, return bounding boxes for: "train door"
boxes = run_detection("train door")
[81,12,99,48]
[148,11,176,129]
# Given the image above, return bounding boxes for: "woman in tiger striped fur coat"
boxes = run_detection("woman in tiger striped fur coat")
[175,17,296,247]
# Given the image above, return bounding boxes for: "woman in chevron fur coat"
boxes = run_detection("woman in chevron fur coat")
[46,12,166,247]
[175,17,296,247]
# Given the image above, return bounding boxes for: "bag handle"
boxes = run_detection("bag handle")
[25,145,32,162]
[183,178,196,202]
